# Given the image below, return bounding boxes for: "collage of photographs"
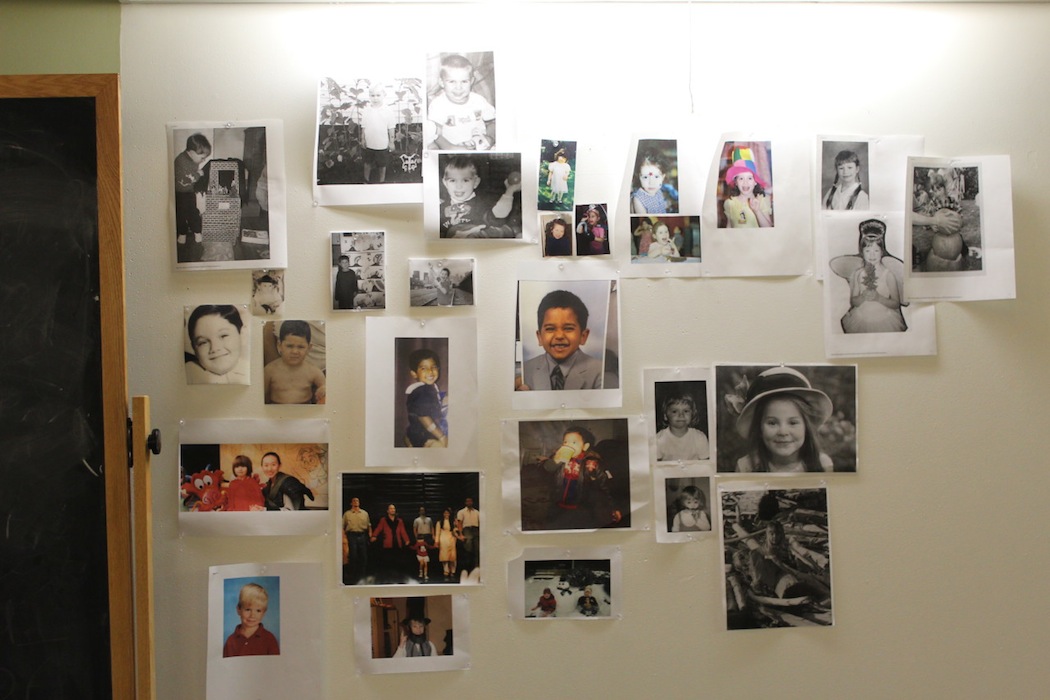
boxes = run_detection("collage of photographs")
[167,48,1017,690]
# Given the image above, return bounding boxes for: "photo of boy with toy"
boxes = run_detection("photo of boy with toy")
[516,418,631,532]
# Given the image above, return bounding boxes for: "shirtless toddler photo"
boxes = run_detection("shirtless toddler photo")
[264,320,327,404]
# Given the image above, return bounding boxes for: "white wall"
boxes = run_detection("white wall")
[121,3,1050,698]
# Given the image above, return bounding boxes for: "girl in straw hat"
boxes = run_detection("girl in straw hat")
[734,367,833,473]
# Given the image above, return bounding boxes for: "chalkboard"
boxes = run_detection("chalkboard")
[0,75,133,699]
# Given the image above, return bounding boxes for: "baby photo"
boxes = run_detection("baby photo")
[434,151,522,239]
[820,140,871,212]
[407,258,475,307]
[262,320,326,405]
[721,486,833,630]
[573,203,609,256]
[180,440,328,513]
[184,304,250,385]
[538,139,576,212]
[250,269,284,316]
[516,418,631,532]
[717,141,774,229]
[523,558,613,619]
[630,138,679,215]
[331,231,386,310]
[425,51,496,151]
[663,476,712,534]
[652,379,710,463]
[515,279,619,394]
[539,213,573,257]
[341,471,480,587]
[394,337,449,449]
[169,122,285,269]
[315,77,424,187]
[629,215,702,263]
[909,163,983,273]
[222,576,281,657]
[714,364,857,474]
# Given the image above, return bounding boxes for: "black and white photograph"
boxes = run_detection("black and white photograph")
[207,562,322,699]
[331,231,386,310]
[340,472,480,587]
[314,77,424,205]
[425,51,496,151]
[353,594,470,674]
[819,140,870,211]
[909,163,982,274]
[184,304,250,385]
[538,138,576,212]
[262,320,326,406]
[169,121,287,270]
[365,317,478,468]
[904,154,1015,301]
[425,151,523,239]
[720,485,833,630]
[250,269,284,316]
[715,364,857,474]
[408,257,475,307]
[514,418,632,532]
[630,138,679,215]
[823,213,938,358]
[179,419,330,536]
[652,378,711,463]
[394,337,449,449]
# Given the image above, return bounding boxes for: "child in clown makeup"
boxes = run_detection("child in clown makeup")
[722,156,773,228]
[631,150,678,214]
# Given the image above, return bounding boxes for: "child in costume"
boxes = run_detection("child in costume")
[722,147,773,228]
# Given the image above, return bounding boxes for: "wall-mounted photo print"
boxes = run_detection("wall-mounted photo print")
[630,138,679,215]
[714,364,857,474]
[819,140,870,212]
[514,276,621,410]
[179,419,329,536]
[824,214,937,358]
[425,51,496,151]
[628,215,701,264]
[331,231,386,310]
[262,320,325,405]
[168,121,287,270]
[365,317,478,468]
[538,139,576,212]
[314,76,424,206]
[408,258,475,307]
[341,471,480,587]
[250,269,284,316]
[184,304,250,385]
[508,418,636,532]
[717,141,774,229]
[539,213,573,257]
[394,337,449,448]
[573,203,609,256]
[720,485,833,630]
[905,155,1014,302]
[644,370,712,464]
[353,594,470,674]
[207,562,321,698]
[424,151,523,239]
[507,547,622,620]
[653,465,713,542]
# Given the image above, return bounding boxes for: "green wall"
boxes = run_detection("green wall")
[0,0,119,74]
